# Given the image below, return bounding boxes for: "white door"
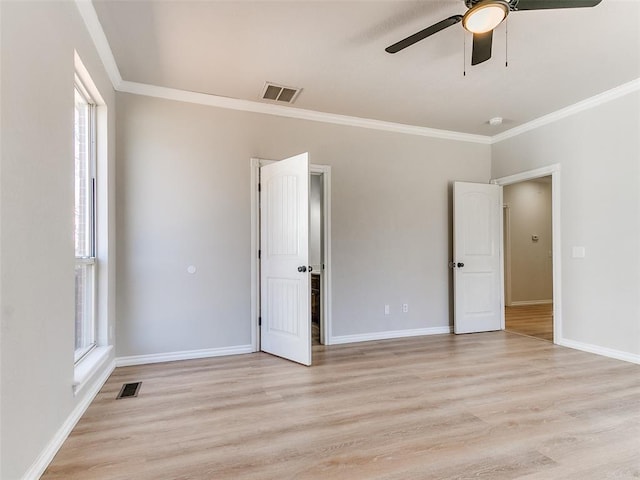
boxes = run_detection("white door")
[260,153,311,365]
[453,182,502,334]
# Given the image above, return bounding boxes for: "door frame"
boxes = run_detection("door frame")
[250,157,332,352]
[502,204,512,307]
[492,164,561,344]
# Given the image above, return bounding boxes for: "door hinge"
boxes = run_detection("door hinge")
[258,183,261,192]
[258,249,261,259]
[258,317,262,326]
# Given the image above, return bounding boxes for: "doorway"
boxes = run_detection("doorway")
[309,173,324,345]
[493,164,561,344]
[502,177,553,341]
[250,157,332,360]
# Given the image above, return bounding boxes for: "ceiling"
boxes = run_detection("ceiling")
[92,0,640,136]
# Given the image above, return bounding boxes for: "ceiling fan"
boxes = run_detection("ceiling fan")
[385,0,602,65]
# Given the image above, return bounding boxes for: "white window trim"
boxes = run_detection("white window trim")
[74,51,111,378]
[73,345,113,396]
[74,76,98,364]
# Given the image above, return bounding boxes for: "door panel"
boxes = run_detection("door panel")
[260,153,311,365]
[267,278,300,336]
[453,182,502,334]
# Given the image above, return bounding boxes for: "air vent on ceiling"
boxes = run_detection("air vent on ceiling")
[261,82,301,104]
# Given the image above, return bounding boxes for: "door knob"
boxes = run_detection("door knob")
[457,262,464,268]
[308,266,313,272]
[297,266,307,273]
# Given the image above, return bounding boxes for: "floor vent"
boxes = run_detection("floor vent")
[116,382,141,399]
[261,82,301,104]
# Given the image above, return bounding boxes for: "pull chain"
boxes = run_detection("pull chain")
[463,30,466,76]
[505,18,509,68]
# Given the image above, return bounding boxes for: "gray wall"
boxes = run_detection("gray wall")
[503,180,553,304]
[116,92,491,356]
[492,91,640,355]
[0,1,117,479]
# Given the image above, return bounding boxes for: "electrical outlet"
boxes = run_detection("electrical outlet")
[402,304,409,313]
[384,304,390,315]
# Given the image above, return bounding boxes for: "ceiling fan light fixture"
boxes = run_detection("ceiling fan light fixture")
[462,1,509,34]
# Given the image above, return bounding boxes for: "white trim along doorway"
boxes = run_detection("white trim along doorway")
[492,164,561,344]
[250,157,333,354]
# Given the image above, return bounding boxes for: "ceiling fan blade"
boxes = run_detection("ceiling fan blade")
[471,30,493,65]
[385,15,463,54]
[512,0,602,10]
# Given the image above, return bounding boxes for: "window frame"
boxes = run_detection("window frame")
[74,75,98,364]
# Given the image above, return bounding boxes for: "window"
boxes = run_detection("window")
[74,77,97,363]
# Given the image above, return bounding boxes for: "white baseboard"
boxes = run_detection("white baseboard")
[558,338,640,365]
[330,326,452,345]
[115,344,254,367]
[23,359,116,480]
[509,299,553,306]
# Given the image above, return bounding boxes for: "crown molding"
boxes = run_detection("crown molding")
[74,0,123,89]
[491,78,640,144]
[75,0,489,144]
[77,0,638,147]
[118,81,491,144]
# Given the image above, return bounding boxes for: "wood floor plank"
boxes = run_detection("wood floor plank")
[42,333,640,479]
[505,304,553,341]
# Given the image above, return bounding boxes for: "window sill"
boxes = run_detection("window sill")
[73,345,113,396]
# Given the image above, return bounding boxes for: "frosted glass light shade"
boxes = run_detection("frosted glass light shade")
[462,2,509,34]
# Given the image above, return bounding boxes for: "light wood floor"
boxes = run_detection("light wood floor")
[43,333,640,479]
[505,304,553,342]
